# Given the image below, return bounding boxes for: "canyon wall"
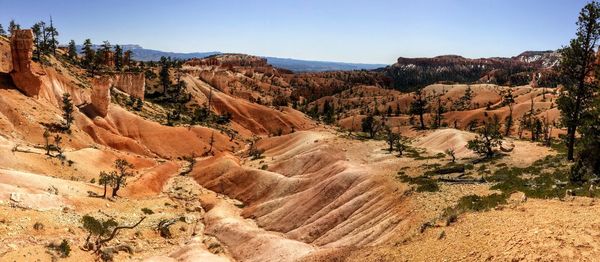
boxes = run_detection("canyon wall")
[0,36,11,74]
[112,72,145,100]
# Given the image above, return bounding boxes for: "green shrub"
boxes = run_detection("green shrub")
[397,175,439,192]
[58,239,71,257]
[141,208,154,215]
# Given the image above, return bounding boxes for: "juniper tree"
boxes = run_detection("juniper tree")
[557,1,600,161]
[467,115,503,159]
[111,159,134,197]
[81,214,145,254]
[98,171,114,198]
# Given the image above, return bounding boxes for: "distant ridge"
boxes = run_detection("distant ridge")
[76,44,386,72]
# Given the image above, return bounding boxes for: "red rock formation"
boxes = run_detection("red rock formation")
[112,72,145,100]
[104,50,115,68]
[10,29,43,97]
[0,36,12,74]
[91,76,112,117]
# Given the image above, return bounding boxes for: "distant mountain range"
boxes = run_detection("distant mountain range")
[76,44,386,72]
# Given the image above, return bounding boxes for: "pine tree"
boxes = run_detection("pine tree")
[31,22,44,60]
[123,50,132,66]
[501,88,515,136]
[361,114,381,138]
[431,91,445,129]
[100,40,111,53]
[572,98,600,182]
[8,20,20,35]
[114,45,123,71]
[0,24,6,36]
[557,1,600,161]
[47,16,59,55]
[67,40,77,61]
[159,56,171,95]
[456,85,473,110]
[410,89,428,130]
[62,93,74,131]
[82,39,95,68]
[322,100,336,124]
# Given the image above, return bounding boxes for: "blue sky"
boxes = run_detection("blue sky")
[0,0,590,64]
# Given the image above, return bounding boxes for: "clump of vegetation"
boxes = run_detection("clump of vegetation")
[81,214,145,256]
[33,222,44,231]
[361,114,383,139]
[48,239,71,258]
[96,159,135,199]
[410,89,428,130]
[444,148,456,163]
[58,239,71,258]
[397,174,439,192]
[442,193,508,225]
[248,137,264,160]
[467,115,503,158]
[141,208,154,215]
[61,93,74,132]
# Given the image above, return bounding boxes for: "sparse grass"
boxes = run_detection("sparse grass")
[397,174,439,192]
[453,193,507,212]
[483,154,587,199]
[442,193,508,225]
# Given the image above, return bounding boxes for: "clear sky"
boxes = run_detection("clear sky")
[0,0,591,64]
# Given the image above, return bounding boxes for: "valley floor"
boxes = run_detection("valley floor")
[1,126,598,261]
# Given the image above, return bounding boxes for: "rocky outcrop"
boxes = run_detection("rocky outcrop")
[10,29,43,97]
[186,54,268,68]
[104,50,115,68]
[91,76,112,117]
[0,36,11,73]
[112,72,145,100]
